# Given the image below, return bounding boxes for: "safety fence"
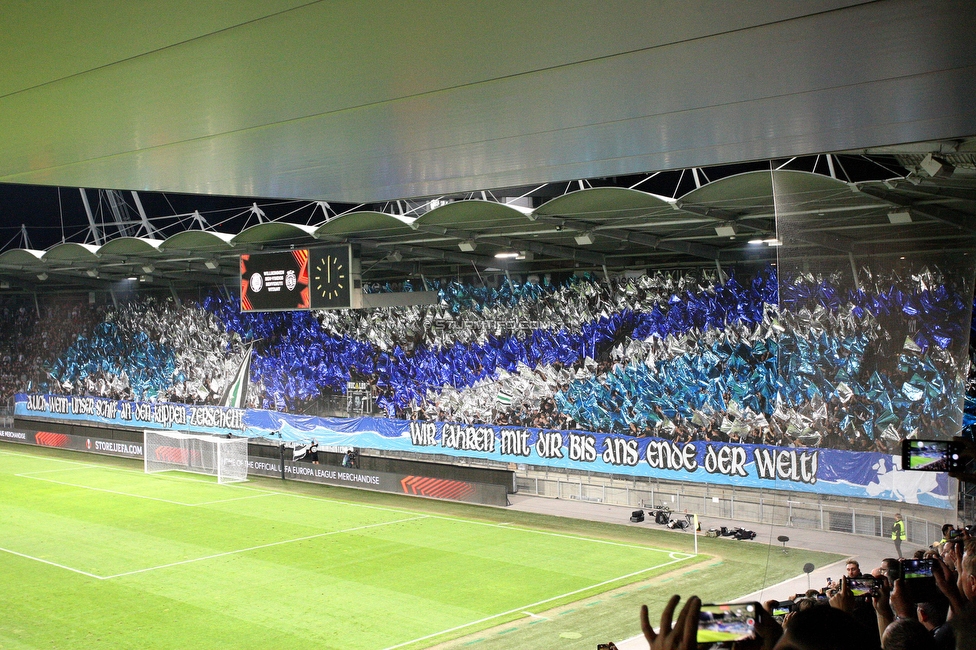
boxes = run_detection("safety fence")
[515,471,948,546]
[326,448,953,545]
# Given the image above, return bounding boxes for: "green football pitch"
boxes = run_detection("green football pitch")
[0,444,842,650]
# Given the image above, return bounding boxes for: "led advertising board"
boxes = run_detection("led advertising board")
[240,249,310,312]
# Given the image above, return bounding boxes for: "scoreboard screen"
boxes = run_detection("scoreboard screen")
[240,249,310,312]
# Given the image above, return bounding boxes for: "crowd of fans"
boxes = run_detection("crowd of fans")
[637,527,976,649]
[0,264,971,453]
[0,296,102,411]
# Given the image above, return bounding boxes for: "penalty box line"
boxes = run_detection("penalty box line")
[0,515,429,581]
[3,448,697,558]
[382,554,697,650]
[13,473,276,508]
[221,483,698,558]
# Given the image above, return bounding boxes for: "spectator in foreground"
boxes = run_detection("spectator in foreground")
[639,594,880,649]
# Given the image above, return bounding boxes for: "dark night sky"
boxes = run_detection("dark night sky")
[0,183,354,251]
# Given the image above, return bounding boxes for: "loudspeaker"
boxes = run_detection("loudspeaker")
[629,510,644,523]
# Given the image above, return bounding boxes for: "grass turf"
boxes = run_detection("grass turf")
[0,443,842,650]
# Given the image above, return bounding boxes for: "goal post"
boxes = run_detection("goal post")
[144,430,248,484]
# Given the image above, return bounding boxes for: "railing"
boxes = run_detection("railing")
[313,442,954,546]
[515,472,948,546]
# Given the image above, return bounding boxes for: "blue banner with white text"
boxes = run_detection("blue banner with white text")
[15,393,949,508]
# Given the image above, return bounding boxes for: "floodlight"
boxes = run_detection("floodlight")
[458,240,477,252]
[920,153,954,178]
[574,232,595,245]
[887,210,912,225]
[714,225,737,238]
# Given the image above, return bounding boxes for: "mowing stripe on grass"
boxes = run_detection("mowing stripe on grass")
[3,448,699,559]
[0,514,430,580]
[14,473,271,507]
[380,554,694,650]
[102,514,431,579]
[7,449,694,562]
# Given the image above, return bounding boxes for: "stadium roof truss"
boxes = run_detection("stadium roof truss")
[1,148,975,292]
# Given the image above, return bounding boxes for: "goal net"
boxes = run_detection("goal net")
[144,430,248,484]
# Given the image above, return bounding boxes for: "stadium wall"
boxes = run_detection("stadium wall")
[0,426,510,507]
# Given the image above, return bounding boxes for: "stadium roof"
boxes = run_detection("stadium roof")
[0,1,973,290]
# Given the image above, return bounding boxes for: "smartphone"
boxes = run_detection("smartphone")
[847,576,880,598]
[902,558,935,580]
[697,603,756,646]
[771,600,794,619]
[902,439,961,472]
[902,558,939,602]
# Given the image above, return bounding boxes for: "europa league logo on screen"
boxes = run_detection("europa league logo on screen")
[240,250,310,312]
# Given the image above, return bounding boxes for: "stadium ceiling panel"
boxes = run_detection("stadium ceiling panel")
[0,1,972,202]
[231,223,318,245]
[158,231,236,252]
[41,243,101,262]
[96,237,165,255]
[313,213,416,240]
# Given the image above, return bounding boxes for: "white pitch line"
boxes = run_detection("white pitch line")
[15,466,96,476]
[0,515,430,581]
[192,493,276,506]
[0,546,105,580]
[14,473,274,508]
[215,483,696,557]
[14,474,227,508]
[102,515,430,579]
[15,474,202,506]
[0,448,699,557]
[473,524,696,556]
[3,447,698,574]
[381,555,693,650]
[522,611,548,620]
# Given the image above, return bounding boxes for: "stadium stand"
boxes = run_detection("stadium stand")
[3,263,971,454]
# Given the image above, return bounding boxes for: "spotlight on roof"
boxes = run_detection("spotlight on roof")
[574,232,595,246]
[517,251,534,261]
[139,275,153,283]
[458,240,477,252]
[714,224,738,238]
[887,210,912,225]
[141,264,155,274]
[748,239,764,245]
[494,252,519,259]
[388,250,403,262]
[86,268,99,278]
[37,272,48,281]
[920,153,955,179]
[0,281,9,289]
[204,258,220,270]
